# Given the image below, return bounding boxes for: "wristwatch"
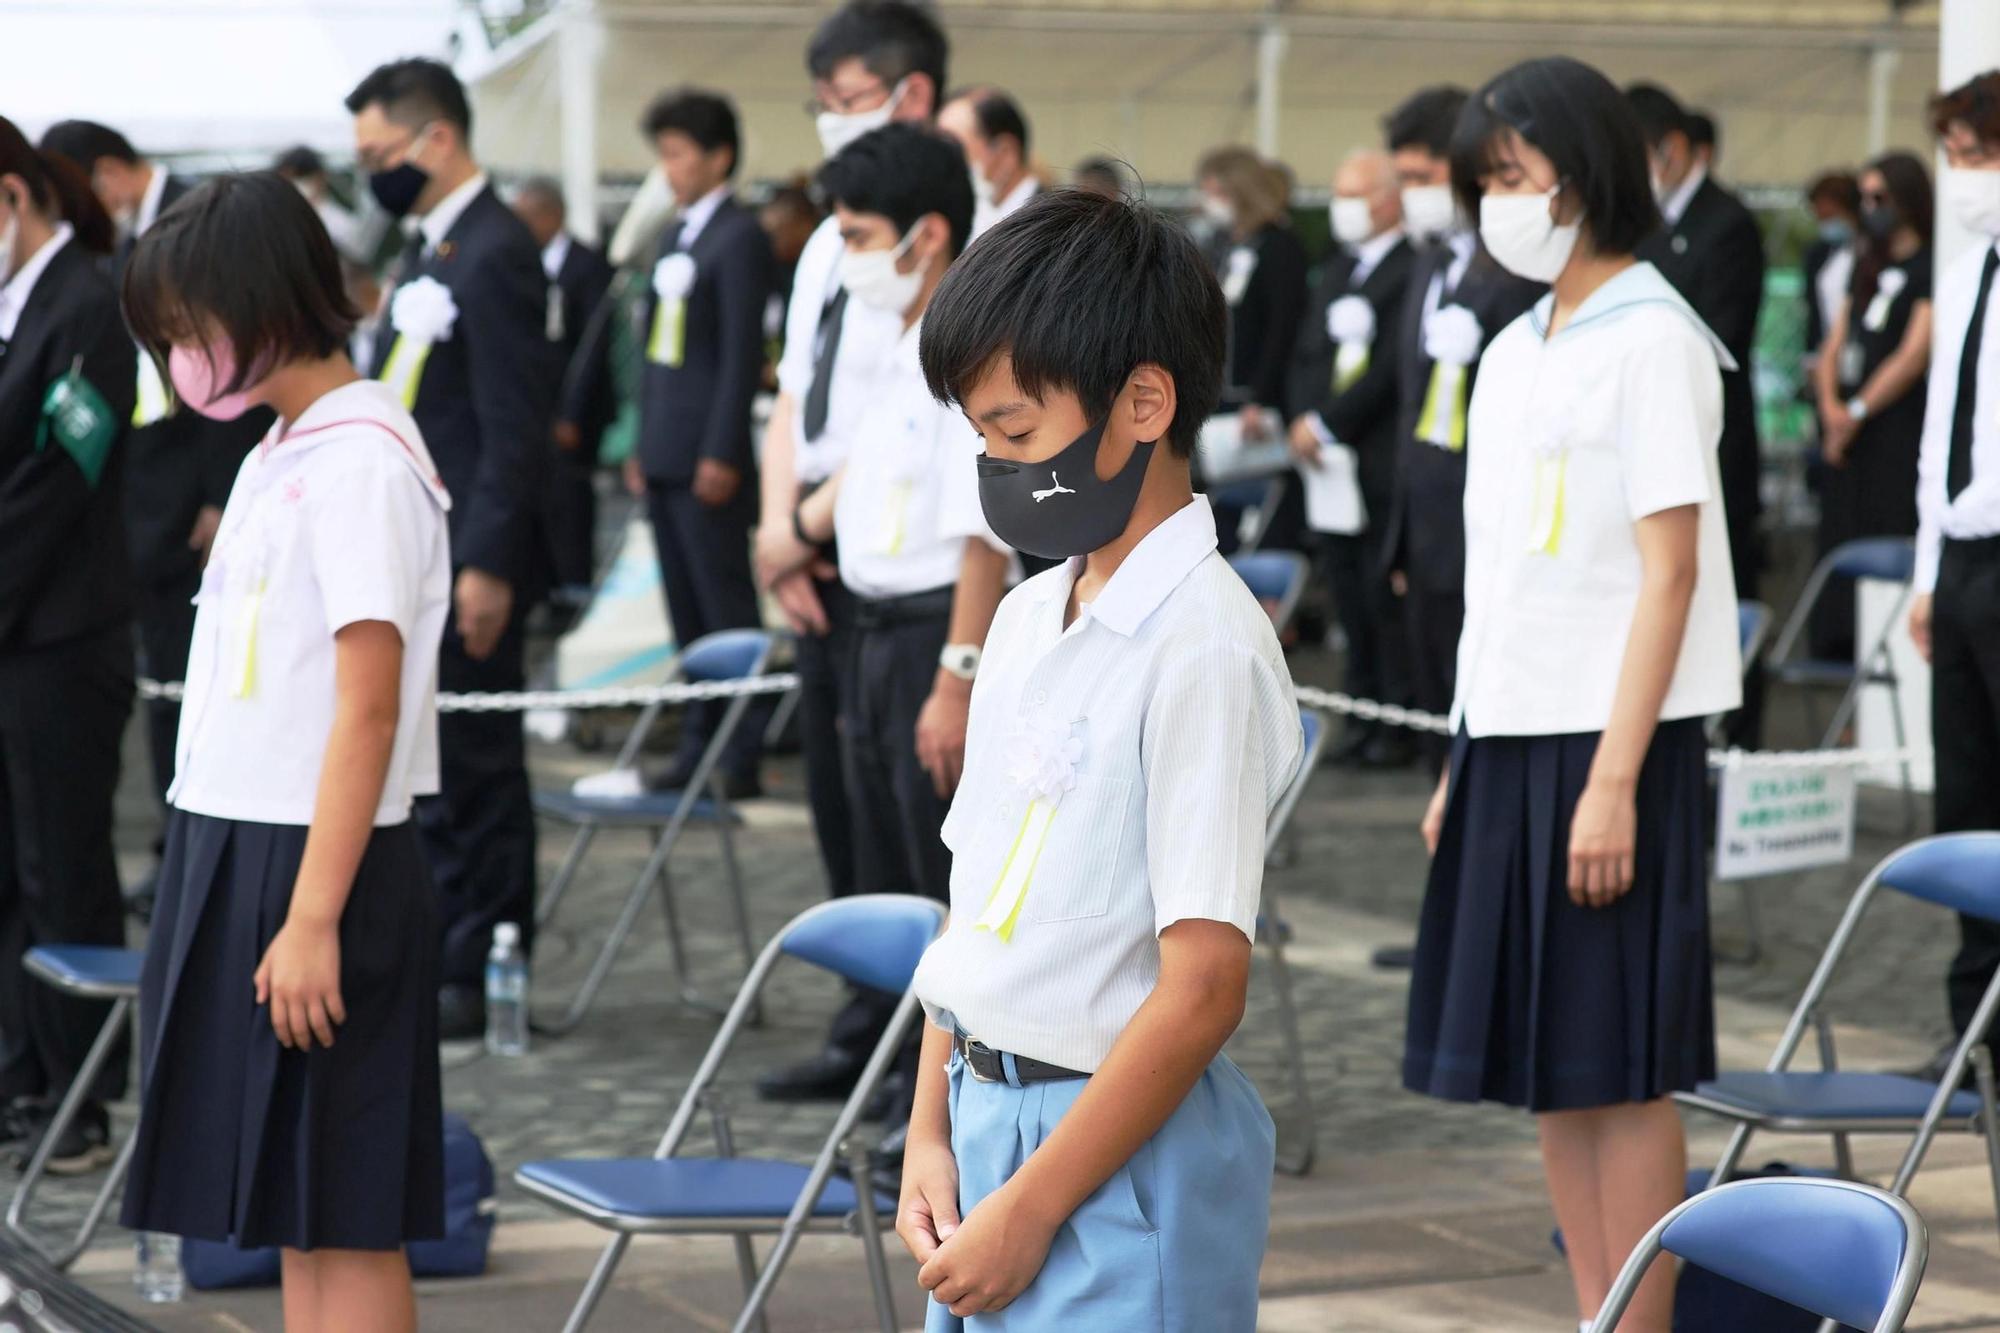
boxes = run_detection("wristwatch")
[939,643,981,682]
[1846,395,1870,423]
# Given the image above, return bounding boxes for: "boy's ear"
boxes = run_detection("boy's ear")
[1125,362,1177,446]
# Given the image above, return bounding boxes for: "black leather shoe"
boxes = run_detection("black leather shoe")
[862,1070,913,1124]
[757,1049,865,1103]
[1360,731,1417,770]
[1900,1040,1982,1089]
[1371,943,1416,971]
[641,760,762,802]
[438,984,486,1043]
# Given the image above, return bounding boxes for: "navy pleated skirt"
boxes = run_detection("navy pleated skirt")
[1402,719,1716,1112]
[121,812,445,1251]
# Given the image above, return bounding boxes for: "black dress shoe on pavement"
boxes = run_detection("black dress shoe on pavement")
[438,984,487,1043]
[757,1049,865,1103]
[1360,731,1417,770]
[1371,943,1416,970]
[15,1101,113,1176]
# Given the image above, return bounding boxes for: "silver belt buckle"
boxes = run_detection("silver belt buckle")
[960,1036,1002,1083]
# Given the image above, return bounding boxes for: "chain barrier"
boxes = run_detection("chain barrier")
[135,674,1927,772]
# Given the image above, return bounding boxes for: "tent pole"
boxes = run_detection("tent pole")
[1866,44,1899,158]
[1940,0,2000,269]
[1255,14,1287,160]
[559,0,604,244]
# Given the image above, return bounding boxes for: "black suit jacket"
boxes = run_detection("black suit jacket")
[1382,243,1543,592]
[550,234,616,457]
[370,185,553,586]
[1286,237,1416,517]
[1226,222,1309,417]
[1637,176,1766,580]
[634,196,773,483]
[0,239,138,650]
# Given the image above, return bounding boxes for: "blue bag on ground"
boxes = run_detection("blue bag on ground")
[182,1114,496,1290]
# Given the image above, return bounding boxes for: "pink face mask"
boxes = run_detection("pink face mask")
[167,342,261,421]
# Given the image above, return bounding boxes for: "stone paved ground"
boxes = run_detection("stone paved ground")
[30,619,2000,1329]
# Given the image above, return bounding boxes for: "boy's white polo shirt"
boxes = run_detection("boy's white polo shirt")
[913,498,1303,1073]
[169,380,453,827]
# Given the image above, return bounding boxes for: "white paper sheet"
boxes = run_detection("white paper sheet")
[1198,412,1293,484]
[1298,444,1366,535]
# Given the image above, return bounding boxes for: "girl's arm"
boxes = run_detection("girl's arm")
[916,919,1249,1316]
[1567,505,1699,908]
[253,619,403,1049]
[1852,298,1935,420]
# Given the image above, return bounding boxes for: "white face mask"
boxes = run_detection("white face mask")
[972,169,998,209]
[1199,194,1235,228]
[1945,166,2000,238]
[838,223,925,314]
[816,79,906,160]
[1400,184,1456,241]
[1478,184,1580,283]
[1330,197,1375,246]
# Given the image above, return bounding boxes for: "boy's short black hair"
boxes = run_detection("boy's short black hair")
[346,58,472,138]
[123,172,360,397]
[1452,56,1662,257]
[817,123,973,260]
[1072,156,1127,196]
[38,120,140,170]
[952,86,1030,155]
[1685,110,1717,154]
[272,145,325,180]
[1384,86,1468,158]
[641,88,741,176]
[807,1,949,98]
[1623,82,1687,151]
[919,189,1224,459]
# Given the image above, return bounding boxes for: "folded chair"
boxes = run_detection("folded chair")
[517,895,946,1333]
[1678,834,2000,1263]
[533,628,772,1033]
[1258,707,1326,1176]
[1595,1177,1926,1333]
[1211,476,1288,552]
[1711,599,1772,965]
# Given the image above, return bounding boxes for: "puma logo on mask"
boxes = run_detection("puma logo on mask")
[1031,473,1077,503]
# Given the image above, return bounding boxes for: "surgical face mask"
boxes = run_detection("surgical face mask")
[837,224,924,315]
[1400,184,1456,241]
[168,341,263,421]
[1478,185,1580,284]
[975,418,1156,560]
[1860,201,1899,242]
[1199,194,1235,228]
[1817,218,1855,247]
[816,79,905,159]
[1944,166,2000,238]
[1330,197,1375,246]
[368,123,436,218]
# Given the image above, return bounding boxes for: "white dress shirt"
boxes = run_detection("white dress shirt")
[672,185,730,250]
[1349,225,1405,285]
[417,171,491,254]
[776,215,905,484]
[832,319,1008,599]
[541,231,572,281]
[972,175,1039,239]
[1660,163,1708,228]
[0,224,73,341]
[1453,263,1742,737]
[1915,239,2000,591]
[171,381,453,827]
[134,165,170,236]
[912,499,1303,1072]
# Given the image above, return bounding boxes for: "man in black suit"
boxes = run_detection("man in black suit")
[516,177,615,601]
[349,58,552,1039]
[627,89,774,798]
[1287,148,1416,767]
[1626,85,1766,602]
[38,122,264,905]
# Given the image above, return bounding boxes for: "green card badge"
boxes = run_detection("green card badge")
[36,357,117,489]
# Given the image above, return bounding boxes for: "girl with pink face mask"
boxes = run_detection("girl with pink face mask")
[119,171,451,1333]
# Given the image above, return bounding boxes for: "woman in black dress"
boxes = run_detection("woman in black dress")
[1813,152,1935,659]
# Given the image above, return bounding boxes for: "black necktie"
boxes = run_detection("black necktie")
[802,287,848,443]
[1949,245,2000,500]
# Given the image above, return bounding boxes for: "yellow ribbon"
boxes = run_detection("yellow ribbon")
[647,297,687,367]
[1527,451,1568,555]
[1332,341,1370,394]
[379,333,434,410]
[1415,360,1468,451]
[133,354,171,427]
[975,800,1057,942]
[230,577,266,699]
[878,481,911,556]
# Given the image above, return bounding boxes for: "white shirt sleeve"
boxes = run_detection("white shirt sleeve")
[1615,323,1721,521]
[776,220,839,401]
[309,449,435,640]
[1141,637,1299,941]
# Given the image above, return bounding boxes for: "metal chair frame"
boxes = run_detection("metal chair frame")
[1257,706,1327,1177]
[534,629,773,1033]
[1211,476,1288,553]
[1712,599,1772,965]
[517,895,946,1333]
[1594,1177,1927,1333]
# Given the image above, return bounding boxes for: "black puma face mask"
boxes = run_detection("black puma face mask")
[974,419,1156,560]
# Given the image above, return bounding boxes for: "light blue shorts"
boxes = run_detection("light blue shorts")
[924,1048,1274,1333]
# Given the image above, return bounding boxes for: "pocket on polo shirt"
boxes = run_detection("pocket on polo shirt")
[1023,775,1132,924]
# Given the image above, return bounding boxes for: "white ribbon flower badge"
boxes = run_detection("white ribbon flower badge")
[1862,266,1908,334]
[649,253,698,367]
[1221,246,1259,307]
[380,277,459,409]
[975,715,1085,941]
[1327,295,1377,393]
[1526,398,1579,556]
[1417,303,1483,450]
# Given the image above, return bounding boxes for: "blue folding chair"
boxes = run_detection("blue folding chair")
[1228,550,1311,639]
[1678,835,2000,1255]
[1255,706,1324,1176]
[517,895,946,1333]
[1210,476,1287,552]
[1765,537,1917,828]
[533,628,773,1033]
[1595,1177,1926,1333]
[4,946,144,1269]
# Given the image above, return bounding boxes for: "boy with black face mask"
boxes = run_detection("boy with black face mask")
[888,188,1301,1331]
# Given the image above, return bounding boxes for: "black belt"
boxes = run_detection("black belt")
[955,1032,1090,1084]
[853,586,955,630]
[1943,534,2000,560]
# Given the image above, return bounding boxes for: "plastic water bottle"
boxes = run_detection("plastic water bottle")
[485,922,529,1057]
[134,1231,183,1303]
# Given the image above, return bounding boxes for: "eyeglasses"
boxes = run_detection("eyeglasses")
[804,80,889,118]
